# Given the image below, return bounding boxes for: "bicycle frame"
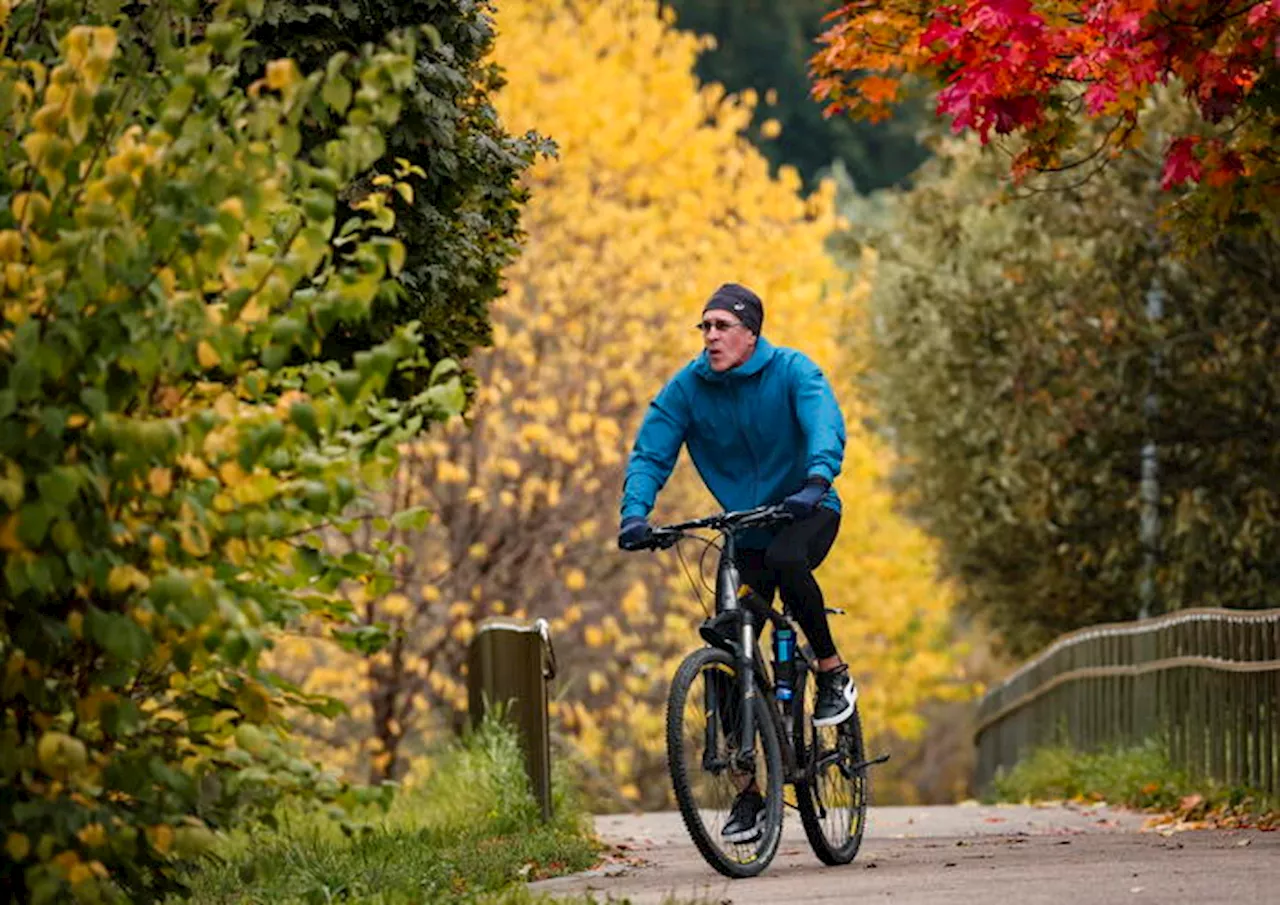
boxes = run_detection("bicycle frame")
[709,529,811,781]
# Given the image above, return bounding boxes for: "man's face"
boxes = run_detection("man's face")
[699,311,757,372]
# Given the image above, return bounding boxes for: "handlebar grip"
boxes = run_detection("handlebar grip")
[650,530,680,550]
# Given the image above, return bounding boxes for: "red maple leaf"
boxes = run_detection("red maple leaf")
[1160,136,1202,190]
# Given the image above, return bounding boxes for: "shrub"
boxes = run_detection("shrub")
[0,1,463,900]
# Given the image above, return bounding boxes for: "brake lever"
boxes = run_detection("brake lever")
[651,530,681,550]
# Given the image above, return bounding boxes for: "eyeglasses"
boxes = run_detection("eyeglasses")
[696,319,745,335]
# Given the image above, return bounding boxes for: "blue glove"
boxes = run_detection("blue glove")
[618,517,654,551]
[781,477,829,520]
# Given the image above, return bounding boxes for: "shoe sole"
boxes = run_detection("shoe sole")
[811,682,857,728]
[721,810,766,844]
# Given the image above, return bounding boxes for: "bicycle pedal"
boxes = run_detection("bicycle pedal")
[824,607,845,615]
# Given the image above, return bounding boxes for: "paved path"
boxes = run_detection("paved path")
[530,804,1278,904]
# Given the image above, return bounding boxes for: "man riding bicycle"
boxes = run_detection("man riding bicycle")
[618,282,856,842]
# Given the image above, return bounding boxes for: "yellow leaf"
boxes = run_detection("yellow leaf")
[69,865,96,890]
[0,230,22,262]
[11,191,51,227]
[583,625,604,648]
[148,467,173,497]
[564,568,586,591]
[451,620,475,644]
[382,593,411,618]
[0,515,22,552]
[107,564,149,594]
[179,524,210,557]
[224,537,246,565]
[218,461,245,486]
[146,824,174,855]
[5,833,29,861]
[197,340,221,369]
[76,824,106,848]
[265,59,300,92]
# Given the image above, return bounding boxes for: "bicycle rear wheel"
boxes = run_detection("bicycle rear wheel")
[666,646,784,878]
[793,666,869,865]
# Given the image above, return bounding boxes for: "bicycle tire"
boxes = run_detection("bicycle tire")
[666,646,785,879]
[793,666,869,865]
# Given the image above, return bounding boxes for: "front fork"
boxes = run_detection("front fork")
[734,610,758,772]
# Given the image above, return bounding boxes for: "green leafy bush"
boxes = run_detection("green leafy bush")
[0,1,465,900]
[246,1,551,398]
[844,103,1280,655]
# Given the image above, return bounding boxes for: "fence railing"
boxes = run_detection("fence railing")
[974,608,1280,797]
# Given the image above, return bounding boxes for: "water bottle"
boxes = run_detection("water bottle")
[773,625,795,701]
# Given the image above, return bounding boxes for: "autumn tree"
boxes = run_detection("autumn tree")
[811,0,1280,235]
[842,101,1280,657]
[0,1,462,899]
[276,0,973,805]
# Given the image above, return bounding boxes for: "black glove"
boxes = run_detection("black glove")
[618,516,654,551]
[781,477,830,520]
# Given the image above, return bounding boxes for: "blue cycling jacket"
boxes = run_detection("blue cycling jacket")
[621,337,846,542]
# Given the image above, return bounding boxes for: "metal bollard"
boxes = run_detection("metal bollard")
[466,617,557,822]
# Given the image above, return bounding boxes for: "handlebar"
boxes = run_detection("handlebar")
[629,504,792,551]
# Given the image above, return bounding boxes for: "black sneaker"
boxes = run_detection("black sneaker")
[813,665,857,727]
[720,788,766,843]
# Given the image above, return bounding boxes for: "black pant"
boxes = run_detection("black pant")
[735,507,840,660]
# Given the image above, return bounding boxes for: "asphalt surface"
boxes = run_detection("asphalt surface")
[529,804,1279,904]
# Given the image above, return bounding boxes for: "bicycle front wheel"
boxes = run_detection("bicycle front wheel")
[666,646,784,879]
[793,667,869,865]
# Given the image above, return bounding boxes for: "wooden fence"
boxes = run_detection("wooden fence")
[974,608,1280,796]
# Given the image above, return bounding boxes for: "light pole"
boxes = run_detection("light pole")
[1138,269,1164,620]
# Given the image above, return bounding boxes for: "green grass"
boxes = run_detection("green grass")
[989,738,1278,822]
[178,716,603,904]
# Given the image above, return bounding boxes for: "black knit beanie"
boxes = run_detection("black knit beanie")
[702,283,764,335]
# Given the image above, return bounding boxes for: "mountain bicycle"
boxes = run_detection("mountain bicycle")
[631,504,888,878]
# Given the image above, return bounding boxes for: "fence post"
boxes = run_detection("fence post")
[466,617,557,822]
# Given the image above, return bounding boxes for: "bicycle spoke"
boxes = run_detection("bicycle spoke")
[795,669,869,865]
[667,648,784,878]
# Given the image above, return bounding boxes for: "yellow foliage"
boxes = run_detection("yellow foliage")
[6,832,30,861]
[563,568,585,591]
[107,564,149,594]
[381,593,411,618]
[196,340,221,368]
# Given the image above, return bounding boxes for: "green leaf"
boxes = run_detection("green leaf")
[335,370,363,403]
[36,467,79,509]
[85,606,153,662]
[332,624,389,656]
[389,506,431,532]
[16,501,54,546]
[322,74,352,113]
[289,401,321,442]
[79,387,106,416]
